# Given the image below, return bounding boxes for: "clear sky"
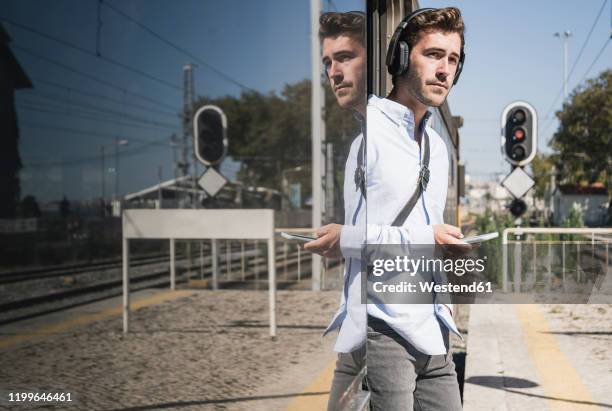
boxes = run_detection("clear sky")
[2,0,610,202]
[423,0,611,180]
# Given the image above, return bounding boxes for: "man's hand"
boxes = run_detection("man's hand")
[434,224,474,256]
[303,224,343,258]
[433,224,464,245]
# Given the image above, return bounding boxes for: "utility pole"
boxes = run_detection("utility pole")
[326,142,334,222]
[114,138,119,202]
[157,165,163,209]
[183,63,197,276]
[310,0,325,291]
[554,30,572,100]
[183,63,197,209]
[113,138,129,202]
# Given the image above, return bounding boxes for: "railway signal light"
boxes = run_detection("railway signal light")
[193,105,228,166]
[501,101,537,166]
[509,198,527,217]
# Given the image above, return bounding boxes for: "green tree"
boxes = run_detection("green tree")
[530,154,554,200]
[550,69,611,186]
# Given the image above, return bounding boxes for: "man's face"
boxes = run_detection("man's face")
[403,30,462,107]
[322,35,366,111]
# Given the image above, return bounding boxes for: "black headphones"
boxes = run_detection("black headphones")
[385,8,465,85]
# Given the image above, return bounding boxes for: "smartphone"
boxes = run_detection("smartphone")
[280,232,316,242]
[461,232,499,244]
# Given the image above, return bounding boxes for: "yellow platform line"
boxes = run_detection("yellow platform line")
[284,359,336,411]
[515,304,599,411]
[0,290,194,350]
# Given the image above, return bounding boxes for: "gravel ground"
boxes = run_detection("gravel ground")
[0,290,339,411]
[0,288,471,411]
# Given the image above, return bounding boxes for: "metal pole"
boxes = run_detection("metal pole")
[577,242,581,283]
[554,31,572,100]
[199,241,204,279]
[562,241,566,286]
[241,240,245,281]
[157,165,163,209]
[533,241,537,283]
[563,32,568,99]
[268,237,277,338]
[297,244,301,281]
[255,239,260,281]
[326,142,335,220]
[502,230,508,292]
[226,240,231,279]
[310,0,323,291]
[114,137,119,201]
[122,237,130,333]
[284,241,288,279]
[212,239,218,290]
[547,242,552,277]
[606,241,609,275]
[170,239,176,290]
[514,239,522,293]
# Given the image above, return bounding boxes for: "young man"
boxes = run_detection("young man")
[364,8,466,410]
[313,12,367,411]
[308,7,467,410]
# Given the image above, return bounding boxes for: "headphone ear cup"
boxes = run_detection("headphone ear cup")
[452,52,465,85]
[397,41,410,76]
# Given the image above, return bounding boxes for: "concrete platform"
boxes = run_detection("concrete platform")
[463,304,612,411]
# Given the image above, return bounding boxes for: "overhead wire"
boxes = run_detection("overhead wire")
[541,36,611,136]
[540,0,609,137]
[20,90,178,129]
[13,44,178,111]
[23,140,168,169]
[0,17,182,91]
[17,102,178,133]
[20,120,172,147]
[576,37,610,84]
[100,0,257,93]
[29,77,179,118]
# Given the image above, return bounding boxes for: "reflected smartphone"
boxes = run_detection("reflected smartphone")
[461,232,499,244]
[280,232,316,242]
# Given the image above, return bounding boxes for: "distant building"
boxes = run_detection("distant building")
[123,175,281,211]
[464,175,511,215]
[121,176,319,227]
[551,183,609,226]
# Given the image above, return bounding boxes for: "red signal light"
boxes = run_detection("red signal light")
[513,128,525,141]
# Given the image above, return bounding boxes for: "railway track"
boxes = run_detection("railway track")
[0,243,339,326]
[0,253,179,285]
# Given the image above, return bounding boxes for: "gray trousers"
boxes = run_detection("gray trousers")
[366,316,462,411]
[327,318,462,411]
[327,344,366,411]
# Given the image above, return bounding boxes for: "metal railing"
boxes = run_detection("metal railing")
[275,228,345,290]
[502,227,612,293]
[185,229,344,290]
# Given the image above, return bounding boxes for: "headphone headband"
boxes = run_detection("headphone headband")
[385,8,465,85]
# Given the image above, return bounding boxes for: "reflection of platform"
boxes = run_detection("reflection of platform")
[464,304,611,410]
